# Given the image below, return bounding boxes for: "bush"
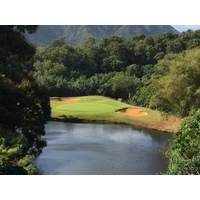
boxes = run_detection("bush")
[25,164,39,175]
[165,109,200,174]
[7,145,23,157]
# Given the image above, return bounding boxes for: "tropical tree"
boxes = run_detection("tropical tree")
[110,72,141,100]
[150,48,200,117]
[50,36,66,48]
[0,25,51,174]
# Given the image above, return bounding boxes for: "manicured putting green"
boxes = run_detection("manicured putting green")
[50,95,180,132]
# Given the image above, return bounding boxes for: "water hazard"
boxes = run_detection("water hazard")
[34,121,173,175]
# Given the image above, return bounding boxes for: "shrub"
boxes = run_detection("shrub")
[165,109,200,174]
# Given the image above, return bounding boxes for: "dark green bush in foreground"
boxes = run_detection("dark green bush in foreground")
[165,109,200,175]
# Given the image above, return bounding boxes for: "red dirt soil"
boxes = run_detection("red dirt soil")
[50,97,80,103]
[116,107,148,117]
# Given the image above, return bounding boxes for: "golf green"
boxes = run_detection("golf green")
[50,95,181,133]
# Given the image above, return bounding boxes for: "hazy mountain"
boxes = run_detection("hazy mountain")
[26,25,179,46]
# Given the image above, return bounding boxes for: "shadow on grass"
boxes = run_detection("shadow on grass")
[49,114,129,126]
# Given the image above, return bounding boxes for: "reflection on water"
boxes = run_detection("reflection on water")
[34,122,173,175]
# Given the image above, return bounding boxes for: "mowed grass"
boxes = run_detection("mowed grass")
[50,95,180,132]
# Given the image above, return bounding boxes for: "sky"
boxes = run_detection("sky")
[2,1,200,26]
[172,25,200,32]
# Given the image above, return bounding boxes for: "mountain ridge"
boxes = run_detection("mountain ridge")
[26,25,179,46]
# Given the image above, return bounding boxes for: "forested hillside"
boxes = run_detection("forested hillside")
[26,25,179,46]
[33,29,200,118]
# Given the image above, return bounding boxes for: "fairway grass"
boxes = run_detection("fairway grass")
[50,95,181,133]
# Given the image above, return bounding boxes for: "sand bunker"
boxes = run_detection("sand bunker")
[116,107,148,117]
[50,97,80,103]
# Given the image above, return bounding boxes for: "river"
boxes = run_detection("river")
[34,121,173,175]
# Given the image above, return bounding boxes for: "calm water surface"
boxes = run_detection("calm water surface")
[34,121,173,175]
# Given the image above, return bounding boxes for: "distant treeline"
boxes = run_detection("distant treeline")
[33,30,200,117]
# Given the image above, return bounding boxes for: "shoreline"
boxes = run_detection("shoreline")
[49,116,180,134]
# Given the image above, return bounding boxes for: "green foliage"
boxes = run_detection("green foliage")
[0,153,9,167]
[50,36,65,48]
[150,48,200,117]
[33,29,200,109]
[7,145,23,157]
[24,164,39,175]
[0,131,38,174]
[110,72,141,100]
[165,109,200,174]
[133,84,157,107]
[0,75,21,131]
[126,64,141,77]
[17,155,36,167]
[0,25,50,174]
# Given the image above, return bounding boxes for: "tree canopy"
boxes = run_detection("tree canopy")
[33,29,200,109]
[0,25,51,174]
[150,48,200,117]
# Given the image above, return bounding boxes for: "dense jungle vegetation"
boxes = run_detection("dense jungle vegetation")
[33,30,200,118]
[0,26,51,174]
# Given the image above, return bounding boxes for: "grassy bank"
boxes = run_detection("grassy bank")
[50,95,181,133]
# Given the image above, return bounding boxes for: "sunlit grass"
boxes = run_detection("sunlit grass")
[50,95,180,132]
